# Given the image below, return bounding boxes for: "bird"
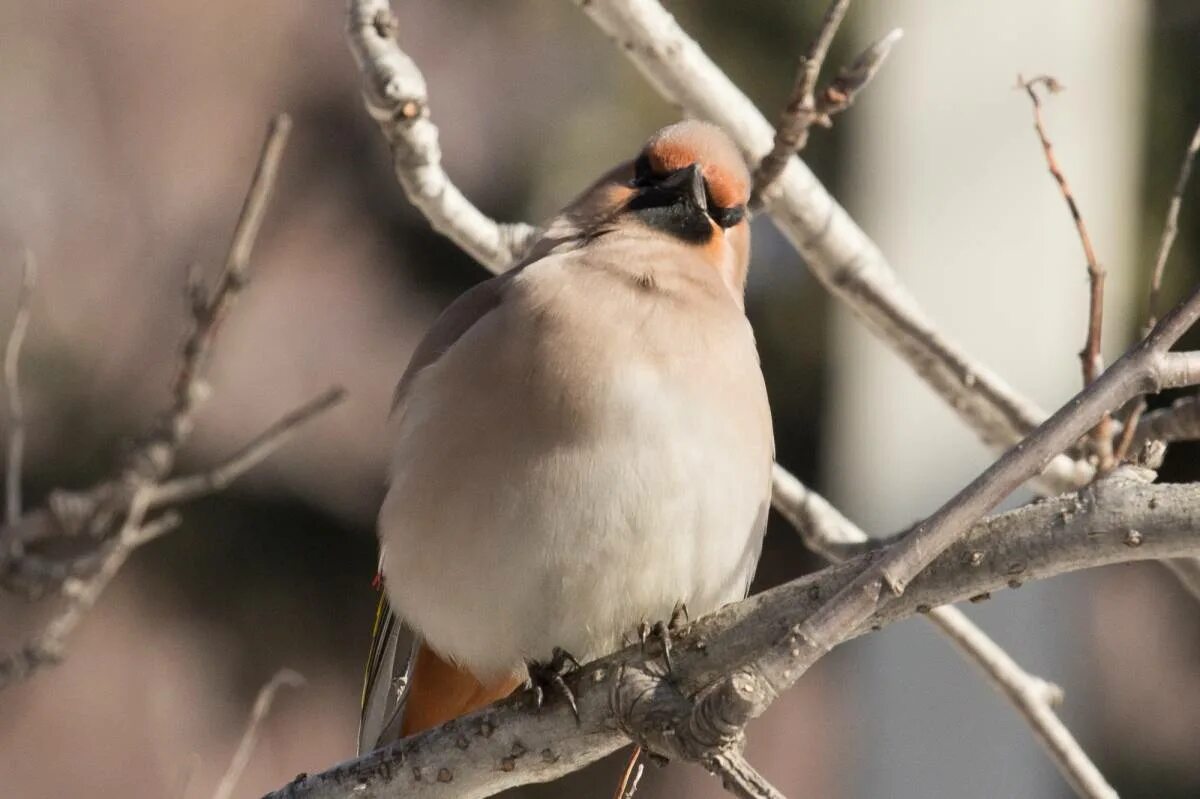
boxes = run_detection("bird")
[358,120,774,751]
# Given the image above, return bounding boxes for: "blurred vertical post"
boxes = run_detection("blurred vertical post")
[828,2,1145,798]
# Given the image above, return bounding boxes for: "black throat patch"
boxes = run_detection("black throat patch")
[625,195,715,244]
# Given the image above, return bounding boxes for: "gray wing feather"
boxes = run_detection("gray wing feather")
[361,268,521,753]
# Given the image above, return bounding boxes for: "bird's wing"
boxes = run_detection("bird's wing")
[361,268,521,754]
[357,592,418,754]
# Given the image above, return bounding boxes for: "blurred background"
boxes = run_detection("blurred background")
[0,1,1198,797]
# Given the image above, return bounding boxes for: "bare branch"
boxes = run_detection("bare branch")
[706,751,788,799]
[213,669,306,799]
[732,285,1200,732]
[165,113,294,460]
[1018,75,1113,470]
[0,117,344,692]
[345,0,538,273]
[1146,119,1200,331]
[266,471,1200,799]
[4,251,36,528]
[751,17,902,205]
[149,387,346,509]
[572,0,1089,494]
[771,464,1112,799]
[0,488,171,690]
[749,0,853,204]
[926,606,1116,799]
[613,748,644,799]
[1133,393,1200,447]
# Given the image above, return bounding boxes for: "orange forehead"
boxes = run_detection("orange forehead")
[642,121,750,210]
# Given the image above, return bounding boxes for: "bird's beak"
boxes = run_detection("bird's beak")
[653,163,707,213]
[629,162,708,215]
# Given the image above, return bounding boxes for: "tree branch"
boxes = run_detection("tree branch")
[214,669,306,799]
[770,464,1114,799]
[926,605,1116,799]
[1146,119,1200,331]
[148,387,346,510]
[750,0,901,206]
[265,470,1200,799]
[0,115,343,689]
[1018,75,1113,470]
[345,0,538,274]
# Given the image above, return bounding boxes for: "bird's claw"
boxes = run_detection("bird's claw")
[529,646,581,723]
[639,601,689,677]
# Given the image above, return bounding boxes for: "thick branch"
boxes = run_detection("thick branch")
[265,472,1200,799]
[345,0,538,273]
[572,0,1089,494]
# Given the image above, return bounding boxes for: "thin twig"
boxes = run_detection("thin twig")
[212,668,305,799]
[749,0,852,205]
[1018,74,1113,470]
[0,116,331,692]
[0,489,172,690]
[149,387,346,509]
[927,606,1116,799]
[1146,119,1200,331]
[707,751,788,799]
[612,747,644,799]
[751,19,902,206]
[770,464,1113,799]
[168,114,293,449]
[4,251,36,528]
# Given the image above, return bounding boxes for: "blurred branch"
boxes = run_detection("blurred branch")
[571,0,1091,495]
[267,469,1200,799]
[0,116,344,689]
[751,6,902,207]
[706,752,787,799]
[926,606,1115,799]
[345,0,538,273]
[0,489,174,690]
[770,465,1115,799]
[149,387,346,509]
[3,251,35,528]
[213,669,306,799]
[1018,75,1113,471]
[1145,119,1200,331]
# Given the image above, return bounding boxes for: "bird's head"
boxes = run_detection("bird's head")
[555,120,752,300]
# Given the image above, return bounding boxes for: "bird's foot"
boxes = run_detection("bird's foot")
[638,601,689,677]
[528,646,581,723]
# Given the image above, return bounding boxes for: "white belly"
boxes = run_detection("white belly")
[379,282,771,680]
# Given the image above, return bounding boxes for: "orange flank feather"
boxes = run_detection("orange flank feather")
[401,644,524,735]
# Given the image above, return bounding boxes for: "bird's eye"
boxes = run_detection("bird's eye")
[709,204,746,229]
